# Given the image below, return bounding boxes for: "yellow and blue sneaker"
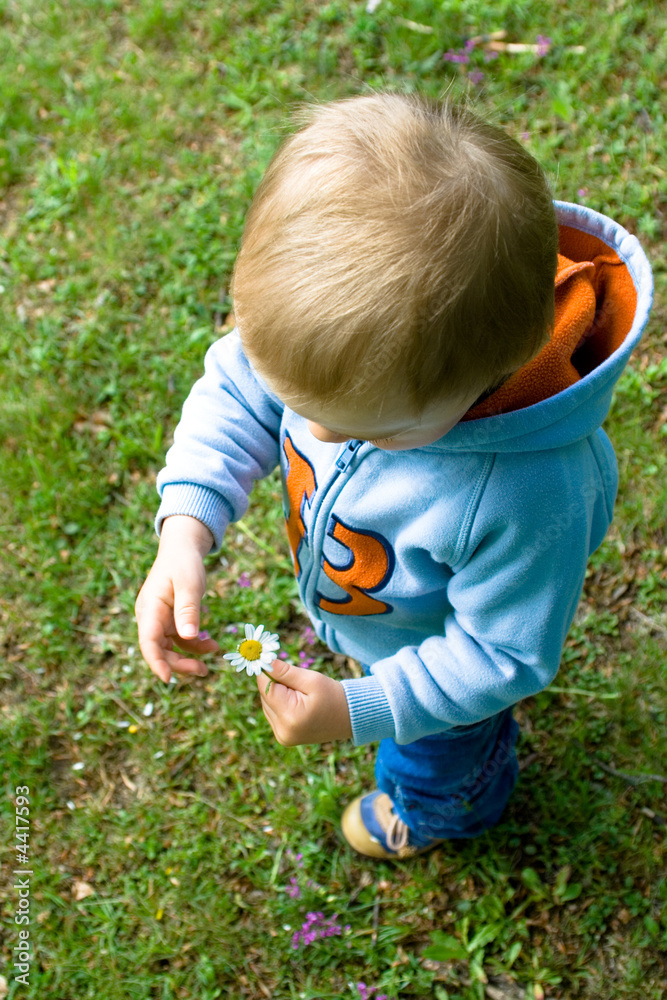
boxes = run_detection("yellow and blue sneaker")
[341,790,445,860]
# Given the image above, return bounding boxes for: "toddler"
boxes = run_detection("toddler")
[136,93,652,859]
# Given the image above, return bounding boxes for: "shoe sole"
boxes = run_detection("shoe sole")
[341,796,396,860]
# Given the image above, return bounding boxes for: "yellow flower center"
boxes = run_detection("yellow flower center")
[238,639,262,661]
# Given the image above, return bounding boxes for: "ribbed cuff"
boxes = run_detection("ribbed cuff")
[341,675,396,746]
[156,483,233,552]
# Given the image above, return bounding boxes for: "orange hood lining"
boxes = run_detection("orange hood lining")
[463,224,638,421]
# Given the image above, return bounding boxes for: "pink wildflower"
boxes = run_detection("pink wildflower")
[468,70,484,84]
[287,877,301,899]
[443,49,470,64]
[237,572,251,588]
[291,911,345,948]
[357,985,390,1000]
[536,34,552,56]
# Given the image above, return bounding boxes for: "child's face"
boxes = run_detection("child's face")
[292,397,474,451]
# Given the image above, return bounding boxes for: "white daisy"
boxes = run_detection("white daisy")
[223,623,281,677]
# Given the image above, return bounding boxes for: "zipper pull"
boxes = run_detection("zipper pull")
[335,440,362,472]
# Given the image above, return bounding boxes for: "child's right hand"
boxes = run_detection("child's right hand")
[135,515,219,684]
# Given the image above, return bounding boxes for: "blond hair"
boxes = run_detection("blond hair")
[232,93,558,416]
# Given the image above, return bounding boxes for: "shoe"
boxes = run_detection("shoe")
[341,790,445,860]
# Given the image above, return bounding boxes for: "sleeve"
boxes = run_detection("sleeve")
[155,329,285,551]
[341,440,617,745]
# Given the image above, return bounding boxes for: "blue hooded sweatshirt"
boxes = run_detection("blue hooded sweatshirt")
[155,202,653,747]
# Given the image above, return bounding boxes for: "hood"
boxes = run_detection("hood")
[438,201,653,453]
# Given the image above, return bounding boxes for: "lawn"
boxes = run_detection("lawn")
[0,1,665,998]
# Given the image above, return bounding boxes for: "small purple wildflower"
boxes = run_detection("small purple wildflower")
[357,985,389,1000]
[278,650,289,659]
[198,630,210,640]
[286,877,301,899]
[237,571,251,588]
[468,70,484,84]
[464,38,477,51]
[521,131,531,141]
[298,651,315,668]
[302,625,316,645]
[292,911,345,949]
[483,50,499,62]
[443,49,470,64]
[577,187,589,198]
[536,34,552,56]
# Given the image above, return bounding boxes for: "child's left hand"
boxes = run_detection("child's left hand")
[257,660,353,746]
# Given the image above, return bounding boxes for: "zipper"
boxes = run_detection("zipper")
[335,439,362,472]
[300,439,365,614]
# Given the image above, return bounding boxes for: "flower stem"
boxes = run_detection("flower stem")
[261,668,276,693]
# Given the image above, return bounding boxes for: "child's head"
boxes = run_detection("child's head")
[232,92,558,438]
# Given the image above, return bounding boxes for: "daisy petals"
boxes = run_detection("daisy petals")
[226,623,281,680]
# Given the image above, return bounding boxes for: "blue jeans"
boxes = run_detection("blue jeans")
[374,706,520,842]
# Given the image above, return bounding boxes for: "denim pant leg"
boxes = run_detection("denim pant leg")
[374,708,520,841]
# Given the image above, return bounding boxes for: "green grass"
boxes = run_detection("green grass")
[1,1,666,998]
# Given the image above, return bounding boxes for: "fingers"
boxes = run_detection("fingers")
[256,666,352,745]
[169,555,207,641]
[136,553,214,682]
[261,658,311,691]
[143,643,172,685]
[172,633,220,655]
[163,647,210,678]
[141,641,212,685]
[257,681,298,747]
[173,597,201,641]
[137,603,217,685]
